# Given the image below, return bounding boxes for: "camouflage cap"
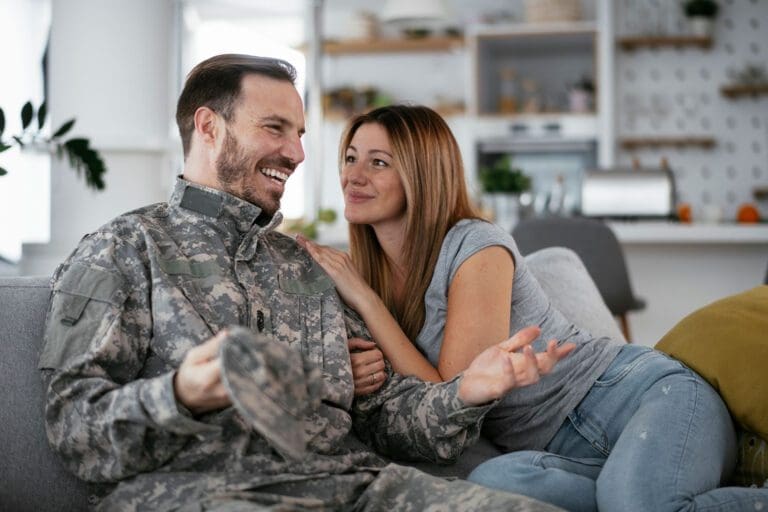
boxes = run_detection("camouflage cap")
[219,326,322,460]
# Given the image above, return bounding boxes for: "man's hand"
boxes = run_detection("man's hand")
[348,338,387,396]
[458,326,576,406]
[173,330,232,415]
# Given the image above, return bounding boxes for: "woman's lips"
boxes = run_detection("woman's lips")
[346,192,374,203]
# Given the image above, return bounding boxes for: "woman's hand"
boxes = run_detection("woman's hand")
[296,235,376,313]
[349,338,387,396]
[458,326,576,406]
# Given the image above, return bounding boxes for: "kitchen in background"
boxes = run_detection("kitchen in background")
[312,0,768,345]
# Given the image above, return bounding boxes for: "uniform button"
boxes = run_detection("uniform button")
[256,310,265,332]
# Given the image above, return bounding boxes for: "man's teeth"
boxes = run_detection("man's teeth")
[260,168,288,182]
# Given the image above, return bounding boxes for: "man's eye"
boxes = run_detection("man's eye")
[266,125,282,133]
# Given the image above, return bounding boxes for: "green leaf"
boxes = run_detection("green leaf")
[12,135,25,148]
[52,118,76,138]
[63,137,106,190]
[37,101,47,130]
[21,101,33,130]
[0,108,5,137]
[0,143,11,153]
[0,167,7,176]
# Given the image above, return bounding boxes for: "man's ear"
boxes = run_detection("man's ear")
[193,106,221,148]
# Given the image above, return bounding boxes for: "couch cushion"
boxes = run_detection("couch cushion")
[0,277,90,511]
[655,285,768,439]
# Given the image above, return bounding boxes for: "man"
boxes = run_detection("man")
[39,54,561,511]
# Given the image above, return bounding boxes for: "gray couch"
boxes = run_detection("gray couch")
[0,247,624,511]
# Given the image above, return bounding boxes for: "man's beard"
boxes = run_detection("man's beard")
[216,130,285,216]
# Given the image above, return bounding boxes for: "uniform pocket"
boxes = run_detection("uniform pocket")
[39,263,126,369]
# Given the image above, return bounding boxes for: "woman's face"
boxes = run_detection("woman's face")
[341,123,407,229]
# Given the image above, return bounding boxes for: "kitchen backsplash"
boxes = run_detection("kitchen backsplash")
[615,0,768,222]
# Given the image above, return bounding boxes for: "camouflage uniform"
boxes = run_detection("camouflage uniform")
[40,178,559,511]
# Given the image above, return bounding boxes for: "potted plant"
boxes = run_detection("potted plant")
[683,0,719,37]
[478,156,531,231]
[0,101,106,190]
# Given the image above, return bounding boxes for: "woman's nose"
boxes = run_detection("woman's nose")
[343,163,366,185]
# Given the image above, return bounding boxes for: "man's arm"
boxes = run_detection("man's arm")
[349,311,573,464]
[41,232,218,483]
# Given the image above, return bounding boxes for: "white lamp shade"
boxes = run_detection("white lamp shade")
[379,0,448,23]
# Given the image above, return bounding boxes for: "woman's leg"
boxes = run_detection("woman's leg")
[468,450,603,512]
[596,361,768,512]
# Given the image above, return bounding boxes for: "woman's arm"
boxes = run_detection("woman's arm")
[438,246,515,380]
[297,236,442,382]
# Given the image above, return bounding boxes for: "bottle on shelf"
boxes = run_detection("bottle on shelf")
[498,67,518,114]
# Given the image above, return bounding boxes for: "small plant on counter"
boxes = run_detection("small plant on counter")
[0,101,106,190]
[284,208,338,240]
[478,155,531,194]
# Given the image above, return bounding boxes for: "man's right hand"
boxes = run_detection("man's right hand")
[173,330,232,415]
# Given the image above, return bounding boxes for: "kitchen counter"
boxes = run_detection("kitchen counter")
[609,221,768,244]
[607,221,767,346]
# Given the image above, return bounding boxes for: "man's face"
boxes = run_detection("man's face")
[214,74,305,216]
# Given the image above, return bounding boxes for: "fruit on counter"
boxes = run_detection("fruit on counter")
[677,202,693,223]
[736,203,760,223]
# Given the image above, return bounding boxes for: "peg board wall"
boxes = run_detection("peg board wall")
[615,0,768,221]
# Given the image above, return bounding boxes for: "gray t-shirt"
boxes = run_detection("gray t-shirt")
[415,219,623,451]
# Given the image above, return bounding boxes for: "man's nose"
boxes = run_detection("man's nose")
[283,133,305,165]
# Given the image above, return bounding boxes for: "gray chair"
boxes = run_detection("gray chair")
[512,216,645,342]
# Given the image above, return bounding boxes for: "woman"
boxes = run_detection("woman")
[298,105,764,511]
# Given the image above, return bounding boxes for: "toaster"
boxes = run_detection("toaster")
[580,167,676,218]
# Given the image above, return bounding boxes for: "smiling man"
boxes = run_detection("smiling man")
[38,54,558,511]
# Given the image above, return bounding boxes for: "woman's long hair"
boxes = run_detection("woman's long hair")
[340,105,480,341]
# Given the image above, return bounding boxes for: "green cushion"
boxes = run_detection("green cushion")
[655,285,768,487]
[732,429,768,487]
[655,285,768,439]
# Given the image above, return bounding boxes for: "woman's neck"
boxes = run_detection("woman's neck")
[372,221,407,303]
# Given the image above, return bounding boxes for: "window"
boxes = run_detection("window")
[0,0,51,262]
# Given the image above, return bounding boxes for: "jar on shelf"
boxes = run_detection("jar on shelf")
[498,67,518,114]
[520,79,541,113]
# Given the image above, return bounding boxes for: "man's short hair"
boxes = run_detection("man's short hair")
[176,54,297,158]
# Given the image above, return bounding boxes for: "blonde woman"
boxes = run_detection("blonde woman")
[298,105,762,511]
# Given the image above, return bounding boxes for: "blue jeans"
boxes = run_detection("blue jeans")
[468,344,768,511]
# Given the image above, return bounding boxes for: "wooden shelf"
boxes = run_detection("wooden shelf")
[617,35,712,51]
[720,84,768,98]
[619,136,716,150]
[323,37,464,55]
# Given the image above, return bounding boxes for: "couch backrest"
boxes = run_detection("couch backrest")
[0,277,90,511]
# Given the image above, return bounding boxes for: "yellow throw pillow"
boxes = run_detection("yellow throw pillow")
[655,285,768,440]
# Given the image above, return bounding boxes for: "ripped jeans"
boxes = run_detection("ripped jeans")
[468,344,768,512]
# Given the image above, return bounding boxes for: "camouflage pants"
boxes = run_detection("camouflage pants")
[176,464,560,512]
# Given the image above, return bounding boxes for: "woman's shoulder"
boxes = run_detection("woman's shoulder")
[439,218,518,280]
[444,218,515,253]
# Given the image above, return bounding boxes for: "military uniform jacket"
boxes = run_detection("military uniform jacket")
[39,178,493,509]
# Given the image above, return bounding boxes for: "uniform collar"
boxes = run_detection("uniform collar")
[170,176,283,234]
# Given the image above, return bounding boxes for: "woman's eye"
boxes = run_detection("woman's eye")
[344,154,356,164]
[372,159,389,168]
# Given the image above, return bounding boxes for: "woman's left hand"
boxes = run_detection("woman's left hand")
[349,338,387,396]
[296,235,376,313]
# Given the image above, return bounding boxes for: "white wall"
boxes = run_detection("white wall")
[21,0,178,275]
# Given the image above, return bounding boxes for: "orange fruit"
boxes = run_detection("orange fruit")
[736,203,760,223]
[677,203,692,223]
